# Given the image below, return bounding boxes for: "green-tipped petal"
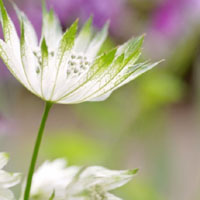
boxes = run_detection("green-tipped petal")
[86,22,109,59]
[91,61,161,101]
[0,39,30,89]
[40,37,51,99]
[12,2,38,48]
[0,0,20,53]
[20,21,42,97]
[41,1,62,50]
[0,153,9,170]
[74,53,125,102]
[50,20,78,99]
[74,17,93,53]
[41,37,48,67]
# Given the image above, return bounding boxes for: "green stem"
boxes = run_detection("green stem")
[24,101,53,200]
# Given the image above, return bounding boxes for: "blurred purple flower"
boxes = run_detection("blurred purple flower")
[151,0,188,38]
[145,0,200,58]
[46,0,124,32]
[151,0,200,38]
[12,0,124,34]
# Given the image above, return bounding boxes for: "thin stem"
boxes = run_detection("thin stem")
[24,101,53,200]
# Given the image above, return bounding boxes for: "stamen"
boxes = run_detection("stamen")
[66,52,92,79]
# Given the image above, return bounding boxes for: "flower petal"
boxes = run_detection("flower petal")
[0,153,8,170]
[90,61,161,101]
[0,170,20,188]
[0,188,15,200]
[79,36,144,101]
[50,20,78,100]
[12,2,38,49]
[40,37,53,100]
[86,22,109,59]
[0,0,20,54]
[41,1,62,50]
[73,166,137,192]
[20,21,42,97]
[74,17,93,53]
[0,0,30,87]
[0,39,31,90]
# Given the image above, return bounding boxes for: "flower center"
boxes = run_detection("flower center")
[66,52,91,78]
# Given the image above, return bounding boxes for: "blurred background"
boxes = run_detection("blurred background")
[0,0,200,199]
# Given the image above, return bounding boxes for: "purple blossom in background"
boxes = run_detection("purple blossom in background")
[46,0,124,32]
[145,0,200,58]
[151,0,188,38]
[151,0,200,38]
[14,0,124,34]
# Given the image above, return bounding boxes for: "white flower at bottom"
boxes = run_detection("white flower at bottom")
[0,153,21,200]
[29,159,137,200]
[0,0,160,104]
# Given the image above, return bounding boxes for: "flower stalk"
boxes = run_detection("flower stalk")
[24,101,53,200]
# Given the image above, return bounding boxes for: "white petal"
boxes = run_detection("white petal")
[86,22,109,59]
[30,159,80,200]
[0,0,20,59]
[0,170,20,188]
[41,4,62,51]
[74,18,93,53]
[75,166,134,191]
[0,188,15,200]
[50,21,78,100]
[20,23,42,97]
[13,2,38,49]
[0,39,31,91]
[41,52,57,100]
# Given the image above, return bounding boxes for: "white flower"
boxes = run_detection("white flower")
[28,159,137,200]
[0,0,160,104]
[0,152,21,200]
